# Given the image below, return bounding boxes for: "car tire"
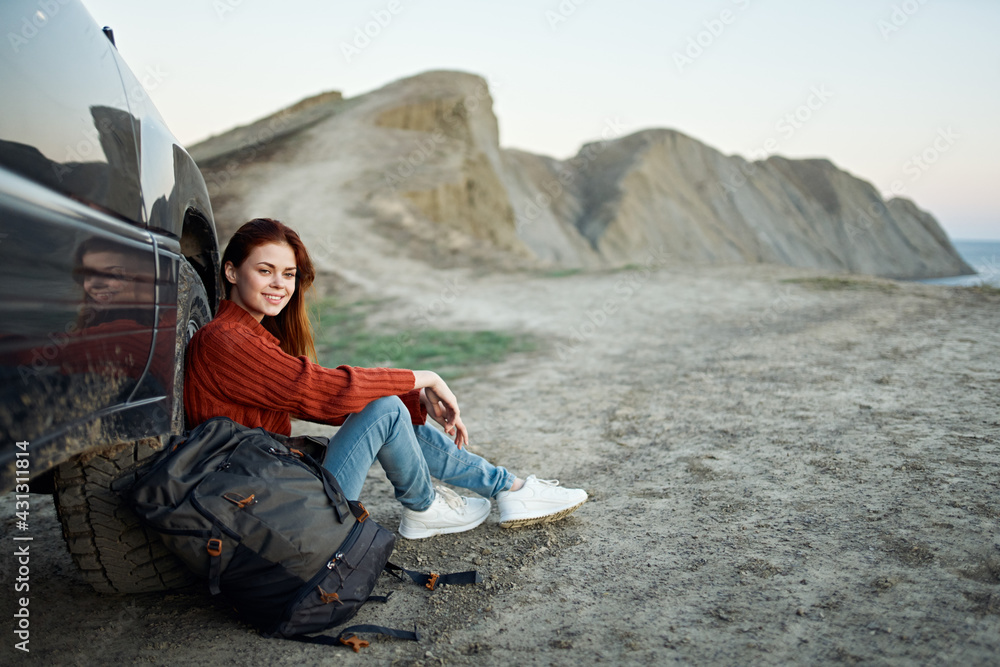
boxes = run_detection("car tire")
[53,257,210,594]
[171,258,212,433]
[53,439,197,594]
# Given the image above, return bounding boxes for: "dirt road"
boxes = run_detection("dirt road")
[2,262,998,665]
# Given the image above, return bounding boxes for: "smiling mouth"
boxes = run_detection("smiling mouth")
[263,293,285,304]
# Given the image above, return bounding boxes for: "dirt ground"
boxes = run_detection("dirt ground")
[2,260,999,666]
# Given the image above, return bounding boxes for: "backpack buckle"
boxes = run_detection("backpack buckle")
[339,635,369,652]
[318,586,342,605]
[206,538,223,557]
[425,573,440,591]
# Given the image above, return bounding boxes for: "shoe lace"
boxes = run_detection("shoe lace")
[533,478,560,487]
[434,485,466,509]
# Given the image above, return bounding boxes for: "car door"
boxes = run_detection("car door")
[0,0,158,475]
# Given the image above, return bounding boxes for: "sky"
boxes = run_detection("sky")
[82,0,1000,241]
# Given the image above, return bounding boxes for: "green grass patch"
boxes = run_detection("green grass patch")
[540,267,584,279]
[311,298,537,380]
[781,276,900,292]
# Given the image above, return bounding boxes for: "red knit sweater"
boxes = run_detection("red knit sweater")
[183,300,426,435]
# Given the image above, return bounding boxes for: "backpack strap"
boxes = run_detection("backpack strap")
[206,525,223,596]
[285,624,420,651]
[258,429,351,522]
[317,467,351,523]
[366,590,393,603]
[298,449,352,523]
[384,562,482,590]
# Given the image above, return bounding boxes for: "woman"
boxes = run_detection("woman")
[184,218,586,539]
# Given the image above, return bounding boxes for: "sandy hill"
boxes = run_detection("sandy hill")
[191,70,971,281]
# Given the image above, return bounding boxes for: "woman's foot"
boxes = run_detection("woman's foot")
[496,475,588,528]
[398,485,491,539]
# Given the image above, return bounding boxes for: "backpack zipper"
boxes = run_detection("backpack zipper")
[267,446,325,481]
[273,519,365,631]
[327,519,364,569]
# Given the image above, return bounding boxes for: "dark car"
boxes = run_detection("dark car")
[0,1,218,593]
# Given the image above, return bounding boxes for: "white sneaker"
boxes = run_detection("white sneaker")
[398,485,491,539]
[497,475,588,528]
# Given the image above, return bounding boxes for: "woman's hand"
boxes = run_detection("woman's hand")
[415,371,469,448]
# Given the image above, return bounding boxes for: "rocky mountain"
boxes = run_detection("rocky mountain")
[191,70,971,281]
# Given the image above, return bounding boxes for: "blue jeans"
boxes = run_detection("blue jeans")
[322,396,515,511]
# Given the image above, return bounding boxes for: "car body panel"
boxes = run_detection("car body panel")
[0,0,218,492]
[0,0,143,223]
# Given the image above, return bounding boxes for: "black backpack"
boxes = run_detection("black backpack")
[117,417,479,650]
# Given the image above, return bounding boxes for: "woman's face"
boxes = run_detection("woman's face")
[224,242,297,321]
[81,250,137,304]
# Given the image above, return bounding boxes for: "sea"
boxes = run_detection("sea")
[920,240,1000,287]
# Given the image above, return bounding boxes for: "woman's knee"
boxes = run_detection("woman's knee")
[362,395,408,420]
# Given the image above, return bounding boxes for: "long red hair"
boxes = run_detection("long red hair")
[221,218,317,360]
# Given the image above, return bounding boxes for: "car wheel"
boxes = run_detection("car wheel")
[54,439,197,594]
[171,258,212,433]
[53,258,210,594]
